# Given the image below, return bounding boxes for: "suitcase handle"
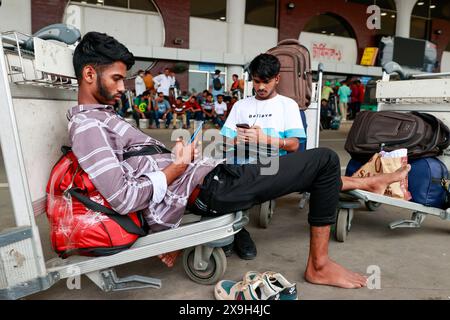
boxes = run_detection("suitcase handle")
[277,39,301,46]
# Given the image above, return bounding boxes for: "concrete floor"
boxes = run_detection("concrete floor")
[1,122,450,300]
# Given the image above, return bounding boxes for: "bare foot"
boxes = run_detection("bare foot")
[304,257,367,289]
[364,164,411,195]
[158,250,182,268]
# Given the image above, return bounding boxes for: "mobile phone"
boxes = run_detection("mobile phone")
[189,121,204,144]
[236,123,250,129]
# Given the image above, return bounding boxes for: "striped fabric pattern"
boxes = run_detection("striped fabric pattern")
[68,104,218,233]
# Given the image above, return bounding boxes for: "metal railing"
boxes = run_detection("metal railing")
[1,31,78,91]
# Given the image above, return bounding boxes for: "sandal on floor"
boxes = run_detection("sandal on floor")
[214,278,280,300]
[244,271,298,300]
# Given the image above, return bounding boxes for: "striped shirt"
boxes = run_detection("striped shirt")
[68,104,218,233]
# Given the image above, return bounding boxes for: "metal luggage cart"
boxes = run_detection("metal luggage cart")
[335,70,450,242]
[336,189,450,242]
[0,31,248,299]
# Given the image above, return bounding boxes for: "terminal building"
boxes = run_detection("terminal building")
[1,0,449,93]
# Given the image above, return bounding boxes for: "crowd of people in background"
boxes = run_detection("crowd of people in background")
[114,68,244,129]
[320,78,366,129]
[117,67,367,132]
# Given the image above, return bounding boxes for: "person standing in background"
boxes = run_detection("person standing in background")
[337,80,351,122]
[356,80,365,118]
[153,68,172,101]
[230,74,243,99]
[134,69,146,97]
[210,69,224,99]
[321,81,334,102]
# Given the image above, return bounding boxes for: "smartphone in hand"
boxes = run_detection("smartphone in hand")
[189,121,204,144]
[236,123,250,129]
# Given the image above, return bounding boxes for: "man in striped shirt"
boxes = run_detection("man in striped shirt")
[70,31,410,289]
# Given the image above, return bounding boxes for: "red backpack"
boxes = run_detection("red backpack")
[45,146,169,258]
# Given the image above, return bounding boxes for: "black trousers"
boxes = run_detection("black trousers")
[193,148,342,226]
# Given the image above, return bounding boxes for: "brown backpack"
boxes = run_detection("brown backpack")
[266,39,312,110]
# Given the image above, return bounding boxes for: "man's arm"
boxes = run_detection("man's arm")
[70,117,167,214]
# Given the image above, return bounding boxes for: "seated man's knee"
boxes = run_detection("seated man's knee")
[316,148,340,170]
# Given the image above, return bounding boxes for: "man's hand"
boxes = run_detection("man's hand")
[172,138,200,166]
[162,138,200,186]
[237,125,268,144]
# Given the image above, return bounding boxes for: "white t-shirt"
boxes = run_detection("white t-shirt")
[220,94,306,155]
[214,101,227,115]
[134,75,146,96]
[153,74,172,96]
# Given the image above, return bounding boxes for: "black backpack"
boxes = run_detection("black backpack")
[213,77,222,90]
[345,111,450,162]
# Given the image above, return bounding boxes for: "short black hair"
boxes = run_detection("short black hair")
[73,32,135,81]
[248,53,280,81]
[214,69,221,75]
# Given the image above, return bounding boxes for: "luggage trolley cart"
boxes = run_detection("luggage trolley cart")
[0,31,248,299]
[335,71,450,242]
[239,64,324,228]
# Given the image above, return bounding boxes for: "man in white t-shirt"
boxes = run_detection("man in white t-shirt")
[220,53,306,260]
[214,94,228,128]
[153,68,172,100]
[134,69,146,97]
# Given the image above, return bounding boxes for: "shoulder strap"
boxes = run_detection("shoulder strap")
[67,188,146,236]
[122,145,171,160]
[62,144,171,162]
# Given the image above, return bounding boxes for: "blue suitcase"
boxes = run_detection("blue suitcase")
[408,157,448,208]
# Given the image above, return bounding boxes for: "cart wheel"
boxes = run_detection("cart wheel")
[335,208,352,242]
[183,247,227,285]
[259,200,275,228]
[365,201,381,211]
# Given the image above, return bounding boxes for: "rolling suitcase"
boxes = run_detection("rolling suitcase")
[266,39,312,110]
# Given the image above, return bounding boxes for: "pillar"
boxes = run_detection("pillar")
[226,0,246,90]
[394,0,418,38]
